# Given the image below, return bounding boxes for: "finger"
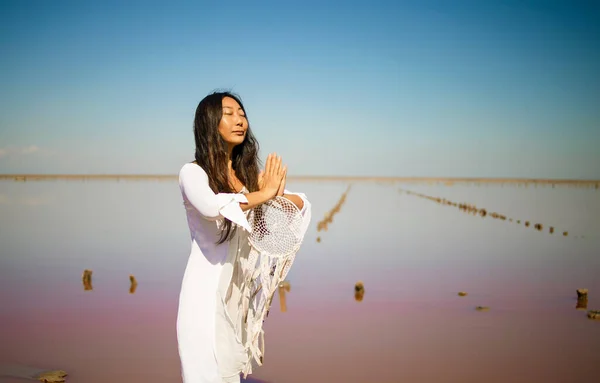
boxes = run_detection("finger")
[265,153,273,176]
[277,165,287,196]
[272,153,279,175]
[269,152,278,176]
[275,155,282,175]
[279,158,285,178]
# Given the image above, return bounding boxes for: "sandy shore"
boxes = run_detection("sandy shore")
[1,174,598,186]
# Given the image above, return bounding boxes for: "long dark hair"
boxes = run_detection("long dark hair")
[193,91,260,244]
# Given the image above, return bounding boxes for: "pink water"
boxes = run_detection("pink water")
[0,180,598,382]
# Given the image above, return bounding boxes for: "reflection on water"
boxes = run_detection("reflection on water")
[400,188,576,238]
[576,289,588,311]
[82,270,92,291]
[577,298,588,311]
[1,178,599,383]
[0,365,67,382]
[129,275,138,294]
[316,185,350,236]
[278,281,291,313]
[354,281,364,302]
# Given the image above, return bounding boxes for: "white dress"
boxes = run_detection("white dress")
[176,163,311,383]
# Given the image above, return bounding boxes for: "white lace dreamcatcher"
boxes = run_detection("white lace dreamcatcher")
[239,196,305,377]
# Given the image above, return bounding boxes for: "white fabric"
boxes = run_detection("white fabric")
[176,163,311,383]
[223,194,312,379]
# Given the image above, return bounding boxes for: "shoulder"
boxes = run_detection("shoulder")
[179,162,208,182]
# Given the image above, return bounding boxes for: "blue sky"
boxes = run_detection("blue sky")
[0,0,598,178]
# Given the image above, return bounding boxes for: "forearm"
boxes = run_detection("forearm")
[239,191,304,212]
[239,190,273,212]
[282,193,304,210]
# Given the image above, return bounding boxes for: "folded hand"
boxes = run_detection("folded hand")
[259,153,286,199]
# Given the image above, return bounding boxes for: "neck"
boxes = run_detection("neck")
[226,144,234,169]
[226,147,236,190]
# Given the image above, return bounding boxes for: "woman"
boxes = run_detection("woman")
[176,91,311,383]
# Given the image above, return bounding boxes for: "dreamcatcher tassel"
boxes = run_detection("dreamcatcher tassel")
[237,196,308,378]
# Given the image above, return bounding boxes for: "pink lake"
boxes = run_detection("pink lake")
[1,179,599,382]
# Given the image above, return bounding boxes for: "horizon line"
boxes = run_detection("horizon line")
[1,174,599,185]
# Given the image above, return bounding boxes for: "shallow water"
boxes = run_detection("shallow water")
[0,179,599,383]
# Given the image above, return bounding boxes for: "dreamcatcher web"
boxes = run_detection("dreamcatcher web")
[239,196,305,377]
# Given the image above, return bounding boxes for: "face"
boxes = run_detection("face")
[218,96,248,147]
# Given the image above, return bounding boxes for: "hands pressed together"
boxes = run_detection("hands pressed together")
[258,153,287,200]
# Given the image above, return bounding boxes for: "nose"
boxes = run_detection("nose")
[235,114,244,126]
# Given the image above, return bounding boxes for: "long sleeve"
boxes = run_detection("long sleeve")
[179,163,252,232]
[284,189,312,239]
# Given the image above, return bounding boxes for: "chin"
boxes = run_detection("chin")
[229,137,245,146]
